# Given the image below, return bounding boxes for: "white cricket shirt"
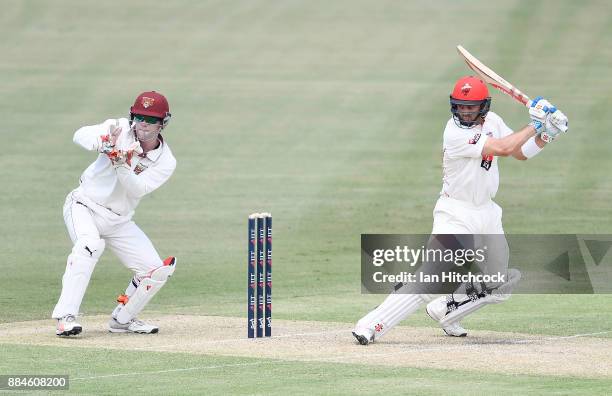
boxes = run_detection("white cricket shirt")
[72,118,176,218]
[440,111,513,206]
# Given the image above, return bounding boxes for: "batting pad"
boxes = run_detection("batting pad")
[439,268,521,327]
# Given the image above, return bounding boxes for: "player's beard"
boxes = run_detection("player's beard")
[459,112,483,127]
[459,112,479,123]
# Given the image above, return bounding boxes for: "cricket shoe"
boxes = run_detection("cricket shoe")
[352,326,375,345]
[108,317,159,334]
[441,322,467,337]
[426,296,468,337]
[56,315,82,336]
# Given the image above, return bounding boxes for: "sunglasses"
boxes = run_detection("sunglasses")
[134,114,162,124]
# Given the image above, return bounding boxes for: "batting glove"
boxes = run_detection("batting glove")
[549,109,568,132]
[541,110,569,143]
[528,96,555,134]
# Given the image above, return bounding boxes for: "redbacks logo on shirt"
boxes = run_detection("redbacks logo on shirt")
[469,133,481,144]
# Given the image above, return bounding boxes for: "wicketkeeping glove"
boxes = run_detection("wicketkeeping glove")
[97,121,123,154]
[110,141,143,167]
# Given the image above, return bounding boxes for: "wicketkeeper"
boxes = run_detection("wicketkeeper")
[353,76,568,344]
[52,91,177,336]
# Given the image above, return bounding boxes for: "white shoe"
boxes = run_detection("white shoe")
[352,326,375,345]
[426,296,468,337]
[108,317,159,334]
[56,315,82,336]
[442,322,467,337]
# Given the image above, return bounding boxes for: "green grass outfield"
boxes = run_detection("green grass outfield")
[1,344,611,396]
[2,0,612,394]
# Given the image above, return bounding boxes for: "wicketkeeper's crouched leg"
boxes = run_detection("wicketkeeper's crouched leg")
[109,257,177,333]
[52,238,105,319]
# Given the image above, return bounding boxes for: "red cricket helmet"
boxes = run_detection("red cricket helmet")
[449,76,491,128]
[130,91,172,127]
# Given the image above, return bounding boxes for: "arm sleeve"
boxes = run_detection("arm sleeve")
[114,157,176,199]
[444,130,489,159]
[73,119,114,151]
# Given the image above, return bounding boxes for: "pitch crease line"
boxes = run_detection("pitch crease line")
[307,330,612,364]
[72,361,266,381]
[510,330,612,344]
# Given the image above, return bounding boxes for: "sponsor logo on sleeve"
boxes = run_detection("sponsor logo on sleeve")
[481,154,493,170]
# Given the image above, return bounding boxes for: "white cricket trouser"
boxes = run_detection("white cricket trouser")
[432,196,504,234]
[52,189,163,318]
[356,196,507,341]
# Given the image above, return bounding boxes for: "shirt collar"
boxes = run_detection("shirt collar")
[142,135,165,161]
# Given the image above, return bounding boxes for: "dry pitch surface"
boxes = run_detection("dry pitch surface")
[1,315,610,379]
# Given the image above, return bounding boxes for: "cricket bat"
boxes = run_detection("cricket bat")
[456,45,531,107]
[457,45,568,133]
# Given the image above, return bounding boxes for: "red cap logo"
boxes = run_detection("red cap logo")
[141,97,155,108]
[461,83,472,96]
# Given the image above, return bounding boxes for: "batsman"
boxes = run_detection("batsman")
[52,91,177,336]
[353,76,569,344]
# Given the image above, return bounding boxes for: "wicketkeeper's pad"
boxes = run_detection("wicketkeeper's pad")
[115,257,176,324]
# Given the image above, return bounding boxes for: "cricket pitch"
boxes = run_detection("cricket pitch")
[1,315,610,378]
